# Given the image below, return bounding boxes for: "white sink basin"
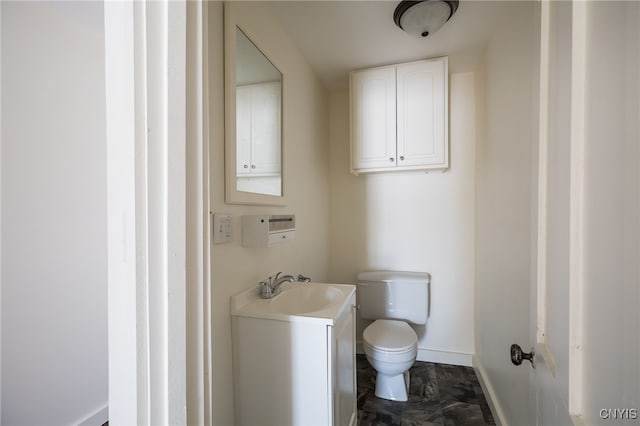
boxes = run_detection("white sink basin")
[231,282,356,324]
[271,285,342,315]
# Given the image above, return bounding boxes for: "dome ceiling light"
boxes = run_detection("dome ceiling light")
[393,0,460,38]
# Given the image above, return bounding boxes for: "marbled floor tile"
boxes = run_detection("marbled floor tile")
[361,394,406,418]
[358,413,402,426]
[358,403,403,426]
[435,363,478,383]
[437,378,479,405]
[441,401,486,426]
[360,395,443,426]
[408,361,439,401]
[400,398,443,424]
[357,355,495,425]
[436,364,480,405]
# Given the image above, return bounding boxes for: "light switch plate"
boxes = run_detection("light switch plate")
[213,214,233,244]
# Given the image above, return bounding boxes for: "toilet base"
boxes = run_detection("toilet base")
[374,370,411,402]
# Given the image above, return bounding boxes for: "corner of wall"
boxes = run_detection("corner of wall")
[472,355,508,426]
[77,405,109,426]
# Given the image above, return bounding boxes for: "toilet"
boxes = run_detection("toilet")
[357,271,430,402]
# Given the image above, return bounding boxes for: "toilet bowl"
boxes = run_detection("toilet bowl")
[363,319,418,401]
[357,271,430,402]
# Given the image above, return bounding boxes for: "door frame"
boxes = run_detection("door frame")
[533,0,586,423]
[105,1,211,424]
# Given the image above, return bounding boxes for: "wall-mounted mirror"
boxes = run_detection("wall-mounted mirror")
[225,4,286,205]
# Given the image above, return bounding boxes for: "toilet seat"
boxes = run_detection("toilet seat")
[364,342,416,364]
[363,319,418,353]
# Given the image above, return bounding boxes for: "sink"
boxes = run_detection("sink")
[231,280,357,426]
[231,281,355,324]
[271,285,343,315]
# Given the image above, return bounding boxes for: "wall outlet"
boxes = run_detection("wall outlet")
[213,214,233,244]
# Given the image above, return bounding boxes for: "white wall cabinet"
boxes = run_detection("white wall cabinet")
[236,81,281,176]
[350,57,448,174]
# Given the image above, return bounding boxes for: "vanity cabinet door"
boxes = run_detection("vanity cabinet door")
[331,296,356,426]
[350,66,397,171]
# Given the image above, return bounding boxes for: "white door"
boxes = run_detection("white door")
[530,2,640,424]
[350,66,397,171]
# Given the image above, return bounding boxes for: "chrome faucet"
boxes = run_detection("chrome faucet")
[259,272,311,299]
[260,272,294,299]
[272,272,295,292]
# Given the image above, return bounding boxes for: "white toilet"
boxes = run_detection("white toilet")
[357,271,430,402]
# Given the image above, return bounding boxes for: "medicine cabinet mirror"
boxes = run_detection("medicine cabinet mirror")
[224,3,286,205]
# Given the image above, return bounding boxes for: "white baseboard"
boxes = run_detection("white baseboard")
[356,341,473,367]
[416,348,473,366]
[472,355,507,426]
[77,403,108,426]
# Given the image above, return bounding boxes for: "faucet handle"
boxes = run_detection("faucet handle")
[259,281,272,299]
[297,274,311,283]
[273,272,282,282]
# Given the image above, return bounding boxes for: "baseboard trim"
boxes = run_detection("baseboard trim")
[356,341,473,367]
[416,348,473,366]
[472,355,508,426]
[77,403,109,426]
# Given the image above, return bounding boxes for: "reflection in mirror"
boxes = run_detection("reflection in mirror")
[235,27,282,197]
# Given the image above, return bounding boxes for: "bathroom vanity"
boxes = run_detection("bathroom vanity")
[231,282,356,426]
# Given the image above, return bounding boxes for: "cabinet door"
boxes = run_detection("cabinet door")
[236,85,252,175]
[396,58,448,168]
[250,82,281,175]
[350,67,397,171]
[333,302,356,426]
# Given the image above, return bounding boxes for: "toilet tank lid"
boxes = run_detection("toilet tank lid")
[357,271,430,283]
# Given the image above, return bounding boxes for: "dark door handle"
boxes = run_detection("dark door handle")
[511,344,535,368]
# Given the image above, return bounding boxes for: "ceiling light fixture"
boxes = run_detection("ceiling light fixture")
[393,0,459,38]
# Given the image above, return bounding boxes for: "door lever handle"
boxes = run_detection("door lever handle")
[511,344,535,368]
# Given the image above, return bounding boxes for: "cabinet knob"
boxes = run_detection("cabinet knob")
[399,156,405,161]
[251,165,256,169]
[389,157,395,162]
[243,164,249,169]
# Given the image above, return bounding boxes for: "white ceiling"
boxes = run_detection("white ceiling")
[269,1,512,90]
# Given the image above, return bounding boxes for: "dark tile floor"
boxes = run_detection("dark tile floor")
[357,355,496,426]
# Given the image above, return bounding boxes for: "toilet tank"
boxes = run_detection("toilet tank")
[357,271,430,325]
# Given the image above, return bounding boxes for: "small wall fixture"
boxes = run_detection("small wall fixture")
[393,0,459,38]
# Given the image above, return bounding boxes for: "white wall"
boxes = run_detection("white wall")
[474,2,536,424]
[207,3,331,424]
[1,2,108,425]
[328,73,477,365]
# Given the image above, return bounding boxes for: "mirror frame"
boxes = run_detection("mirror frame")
[224,3,287,206]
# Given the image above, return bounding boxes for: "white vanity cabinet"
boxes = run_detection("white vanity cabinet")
[236,81,281,176]
[350,57,448,174]
[231,284,356,426]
